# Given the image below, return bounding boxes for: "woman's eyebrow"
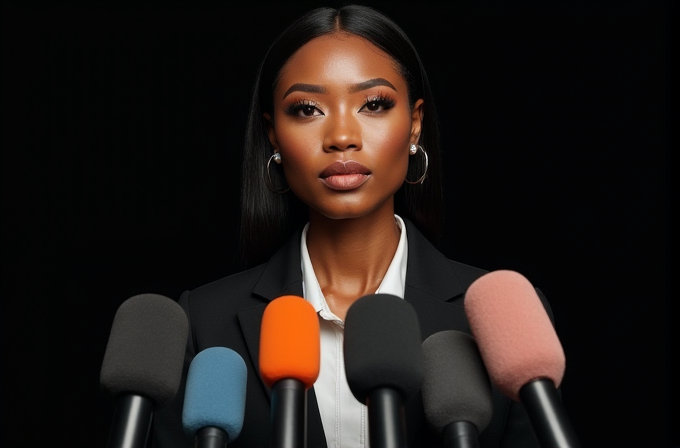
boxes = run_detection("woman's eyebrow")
[282,78,397,99]
[282,83,326,99]
[348,78,396,93]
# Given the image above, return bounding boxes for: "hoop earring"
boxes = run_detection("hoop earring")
[405,144,429,185]
[266,152,290,193]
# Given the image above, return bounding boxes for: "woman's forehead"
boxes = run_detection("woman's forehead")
[275,34,405,94]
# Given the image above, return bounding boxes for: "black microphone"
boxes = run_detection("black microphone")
[344,293,425,448]
[100,293,188,448]
[182,346,248,448]
[422,330,493,448]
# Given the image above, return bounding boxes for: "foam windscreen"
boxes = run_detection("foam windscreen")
[182,346,247,442]
[464,270,565,401]
[100,293,188,408]
[259,295,320,389]
[421,330,493,434]
[344,293,425,403]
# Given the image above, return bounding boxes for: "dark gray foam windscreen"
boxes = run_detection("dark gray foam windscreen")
[421,330,493,433]
[100,293,188,409]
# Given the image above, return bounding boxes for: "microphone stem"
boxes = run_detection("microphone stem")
[443,421,480,448]
[367,387,407,448]
[107,394,154,448]
[519,378,582,448]
[271,378,307,448]
[195,427,229,448]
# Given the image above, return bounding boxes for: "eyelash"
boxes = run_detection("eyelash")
[284,93,397,117]
[285,99,320,117]
[360,94,396,113]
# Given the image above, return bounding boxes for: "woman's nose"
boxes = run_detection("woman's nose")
[322,111,362,153]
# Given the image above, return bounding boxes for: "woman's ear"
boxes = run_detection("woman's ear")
[263,112,279,150]
[410,99,424,144]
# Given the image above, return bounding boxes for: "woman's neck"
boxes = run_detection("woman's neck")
[305,209,402,320]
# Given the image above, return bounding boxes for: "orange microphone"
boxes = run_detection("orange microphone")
[260,295,320,448]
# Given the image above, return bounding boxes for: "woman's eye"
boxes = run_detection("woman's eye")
[286,101,323,117]
[298,105,319,116]
[359,98,395,113]
[364,101,382,112]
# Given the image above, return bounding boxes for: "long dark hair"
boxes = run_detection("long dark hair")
[237,4,444,270]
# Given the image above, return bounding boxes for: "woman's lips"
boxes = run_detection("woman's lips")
[322,173,370,190]
[319,160,371,191]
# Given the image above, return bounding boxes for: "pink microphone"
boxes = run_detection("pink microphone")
[465,269,581,448]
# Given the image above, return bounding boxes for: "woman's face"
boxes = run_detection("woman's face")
[265,33,423,221]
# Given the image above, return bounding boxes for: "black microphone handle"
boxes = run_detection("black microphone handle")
[107,394,154,448]
[519,378,582,448]
[367,387,407,448]
[443,421,480,448]
[271,378,307,448]
[195,426,229,448]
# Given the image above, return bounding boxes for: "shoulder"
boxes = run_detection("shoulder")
[177,264,269,319]
[403,218,553,315]
[191,264,267,299]
[404,217,489,292]
[445,257,490,289]
[174,264,271,353]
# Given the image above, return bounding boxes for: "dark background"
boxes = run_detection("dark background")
[1,1,677,447]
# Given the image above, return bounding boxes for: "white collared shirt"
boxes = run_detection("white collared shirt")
[300,215,408,448]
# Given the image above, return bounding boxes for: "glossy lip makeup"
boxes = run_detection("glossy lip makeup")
[319,160,371,191]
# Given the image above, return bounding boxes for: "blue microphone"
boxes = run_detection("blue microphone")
[182,346,248,448]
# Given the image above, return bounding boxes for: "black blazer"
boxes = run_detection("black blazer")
[151,219,550,448]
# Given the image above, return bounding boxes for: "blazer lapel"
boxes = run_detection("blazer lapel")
[236,227,328,448]
[403,219,473,337]
[237,226,305,383]
[236,304,268,393]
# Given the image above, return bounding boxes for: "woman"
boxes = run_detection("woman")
[152,4,553,447]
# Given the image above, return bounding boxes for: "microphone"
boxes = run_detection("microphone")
[182,346,248,448]
[259,295,320,448]
[100,293,188,448]
[343,293,425,448]
[464,270,582,448]
[421,330,493,448]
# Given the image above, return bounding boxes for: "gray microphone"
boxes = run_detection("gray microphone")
[100,293,188,448]
[422,330,493,448]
